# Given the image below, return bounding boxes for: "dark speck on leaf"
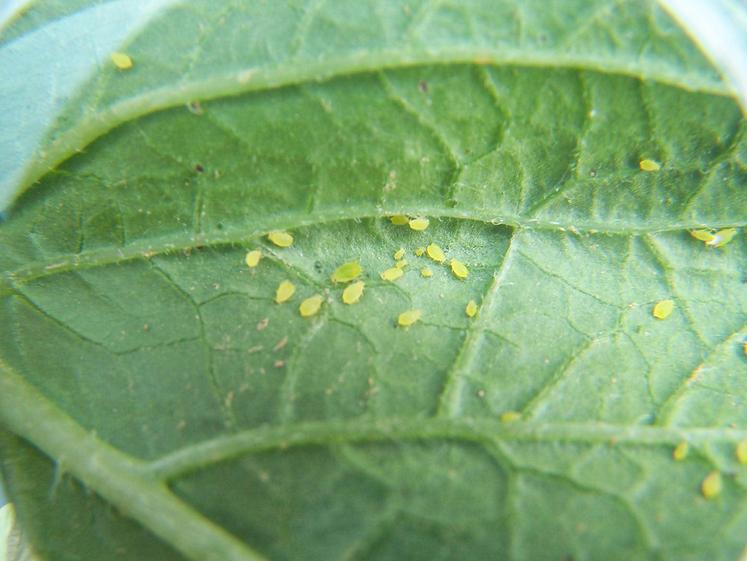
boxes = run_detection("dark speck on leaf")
[187,100,203,115]
[418,80,428,93]
[195,164,204,173]
[314,261,323,272]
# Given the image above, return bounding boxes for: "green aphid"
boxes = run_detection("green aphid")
[673,442,689,461]
[639,159,661,172]
[708,228,737,248]
[701,470,722,500]
[736,440,747,465]
[652,299,674,320]
[500,411,521,423]
[331,261,362,283]
[690,229,716,243]
[380,267,404,282]
[397,309,421,327]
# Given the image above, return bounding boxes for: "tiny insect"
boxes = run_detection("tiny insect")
[342,281,365,304]
[245,249,261,268]
[673,442,689,461]
[426,243,446,263]
[331,261,362,283]
[390,215,409,226]
[267,230,294,247]
[394,248,405,260]
[500,411,521,423]
[737,441,747,464]
[299,294,323,317]
[639,159,661,172]
[275,280,295,303]
[395,259,408,269]
[420,267,433,278]
[450,258,468,279]
[708,228,737,248]
[690,229,716,243]
[701,470,722,500]
[409,217,429,231]
[380,267,404,281]
[111,52,133,69]
[652,299,674,320]
[415,247,426,256]
[465,300,478,318]
[397,309,421,327]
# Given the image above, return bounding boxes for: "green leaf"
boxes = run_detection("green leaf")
[1,2,746,561]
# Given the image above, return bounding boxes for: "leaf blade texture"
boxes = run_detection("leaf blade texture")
[1,2,747,561]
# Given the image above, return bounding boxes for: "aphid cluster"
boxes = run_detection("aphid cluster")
[242,218,484,325]
[242,217,747,506]
[390,214,432,231]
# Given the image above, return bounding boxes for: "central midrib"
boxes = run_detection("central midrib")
[3,205,744,293]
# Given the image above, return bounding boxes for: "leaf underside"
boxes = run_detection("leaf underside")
[1,2,747,561]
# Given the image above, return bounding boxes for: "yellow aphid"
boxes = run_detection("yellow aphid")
[708,228,738,248]
[390,215,409,225]
[673,442,689,461]
[737,441,747,464]
[426,243,446,263]
[500,411,521,423]
[450,259,468,279]
[342,281,365,304]
[275,280,295,303]
[380,267,404,282]
[111,52,133,70]
[653,299,674,320]
[639,159,661,172]
[267,230,294,247]
[397,309,421,327]
[415,247,426,256]
[465,300,478,318]
[420,267,433,278]
[299,294,323,317]
[409,217,430,231]
[331,261,362,283]
[245,249,261,268]
[690,229,716,243]
[394,248,405,260]
[701,470,722,500]
[395,259,408,269]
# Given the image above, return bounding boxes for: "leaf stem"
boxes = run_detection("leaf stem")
[0,357,267,561]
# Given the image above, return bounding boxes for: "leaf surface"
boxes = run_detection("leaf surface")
[1,2,746,561]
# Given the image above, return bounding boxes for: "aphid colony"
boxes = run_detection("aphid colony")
[670,440,747,499]
[243,218,746,499]
[244,218,478,324]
